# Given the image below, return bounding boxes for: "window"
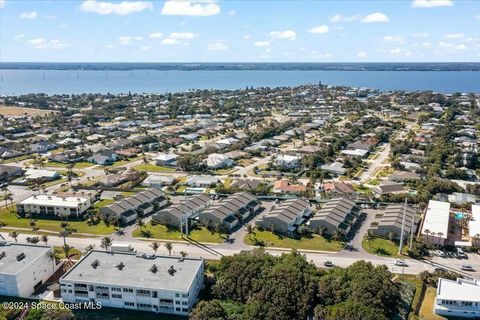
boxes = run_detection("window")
[175,301,180,305]
[182,293,188,298]
[175,293,180,297]
[176,307,181,312]
[182,301,188,305]
[111,287,121,292]
[124,302,135,307]
[111,294,122,299]
[182,308,188,312]
[123,288,133,293]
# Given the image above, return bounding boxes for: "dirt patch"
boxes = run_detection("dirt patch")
[0,105,56,116]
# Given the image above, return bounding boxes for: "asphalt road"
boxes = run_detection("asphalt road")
[2,230,479,278]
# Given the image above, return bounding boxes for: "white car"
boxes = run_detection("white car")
[394,259,408,267]
[461,265,474,272]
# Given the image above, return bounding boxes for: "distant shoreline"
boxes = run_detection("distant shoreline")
[1,62,480,72]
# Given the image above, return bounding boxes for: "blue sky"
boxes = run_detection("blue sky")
[0,0,479,62]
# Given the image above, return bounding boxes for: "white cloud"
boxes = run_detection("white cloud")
[270,30,296,40]
[330,14,358,23]
[362,12,389,23]
[161,0,220,17]
[169,32,197,39]
[13,34,25,40]
[445,33,464,39]
[207,42,228,51]
[254,41,270,47]
[412,32,429,37]
[161,32,197,45]
[454,44,467,50]
[308,25,329,34]
[118,36,143,45]
[0,0,5,8]
[80,0,153,15]
[412,0,453,8]
[228,10,236,16]
[140,46,150,51]
[28,38,67,49]
[476,14,480,20]
[357,51,367,58]
[242,34,251,40]
[149,32,163,38]
[20,11,38,19]
[389,47,412,56]
[161,38,179,45]
[383,35,405,44]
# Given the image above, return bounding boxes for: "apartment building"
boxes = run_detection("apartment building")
[256,198,311,234]
[309,198,358,236]
[0,242,63,297]
[60,250,204,316]
[100,188,167,224]
[198,192,259,230]
[152,194,211,228]
[16,194,92,218]
[435,278,480,318]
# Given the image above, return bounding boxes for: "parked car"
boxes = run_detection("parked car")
[394,259,408,267]
[324,260,334,267]
[436,250,446,258]
[461,265,474,271]
[434,267,445,272]
[457,248,467,259]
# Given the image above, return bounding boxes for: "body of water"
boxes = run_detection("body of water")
[1,69,479,95]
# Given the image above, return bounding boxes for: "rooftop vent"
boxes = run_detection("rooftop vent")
[16,252,25,261]
[91,259,100,268]
[150,264,158,273]
[142,253,155,260]
[116,262,125,270]
[168,265,177,276]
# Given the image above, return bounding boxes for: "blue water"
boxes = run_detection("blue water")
[455,212,465,220]
[1,69,479,95]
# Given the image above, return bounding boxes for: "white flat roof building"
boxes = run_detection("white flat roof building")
[60,250,204,316]
[17,194,92,218]
[435,278,480,318]
[421,200,450,244]
[470,204,480,244]
[0,242,63,297]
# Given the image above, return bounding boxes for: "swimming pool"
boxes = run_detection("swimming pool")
[455,212,465,220]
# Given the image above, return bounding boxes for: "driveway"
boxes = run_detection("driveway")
[359,143,391,183]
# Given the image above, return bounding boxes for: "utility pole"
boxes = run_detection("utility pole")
[409,205,416,251]
[398,198,407,255]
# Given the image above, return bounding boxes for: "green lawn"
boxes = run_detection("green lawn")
[109,156,143,167]
[133,224,225,243]
[134,163,176,172]
[244,230,343,251]
[0,207,115,235]
[362,236,407,258]
[93,198,115,209]
[28,161,94,169]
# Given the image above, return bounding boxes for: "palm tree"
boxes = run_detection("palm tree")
[246,224,254,236]
[332,230,345,242]
[58,228,71,246]
[363,230,375,247]
[137,218,145,229]
[63,244,72,261]
[9,230,19,242]
[424,229,431,244]
[179,251,188,258]
[150,241,160,254]
[101,236,113,251]
[164,242,173,256]
[41,235,49,245]
[84,244,94,254]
